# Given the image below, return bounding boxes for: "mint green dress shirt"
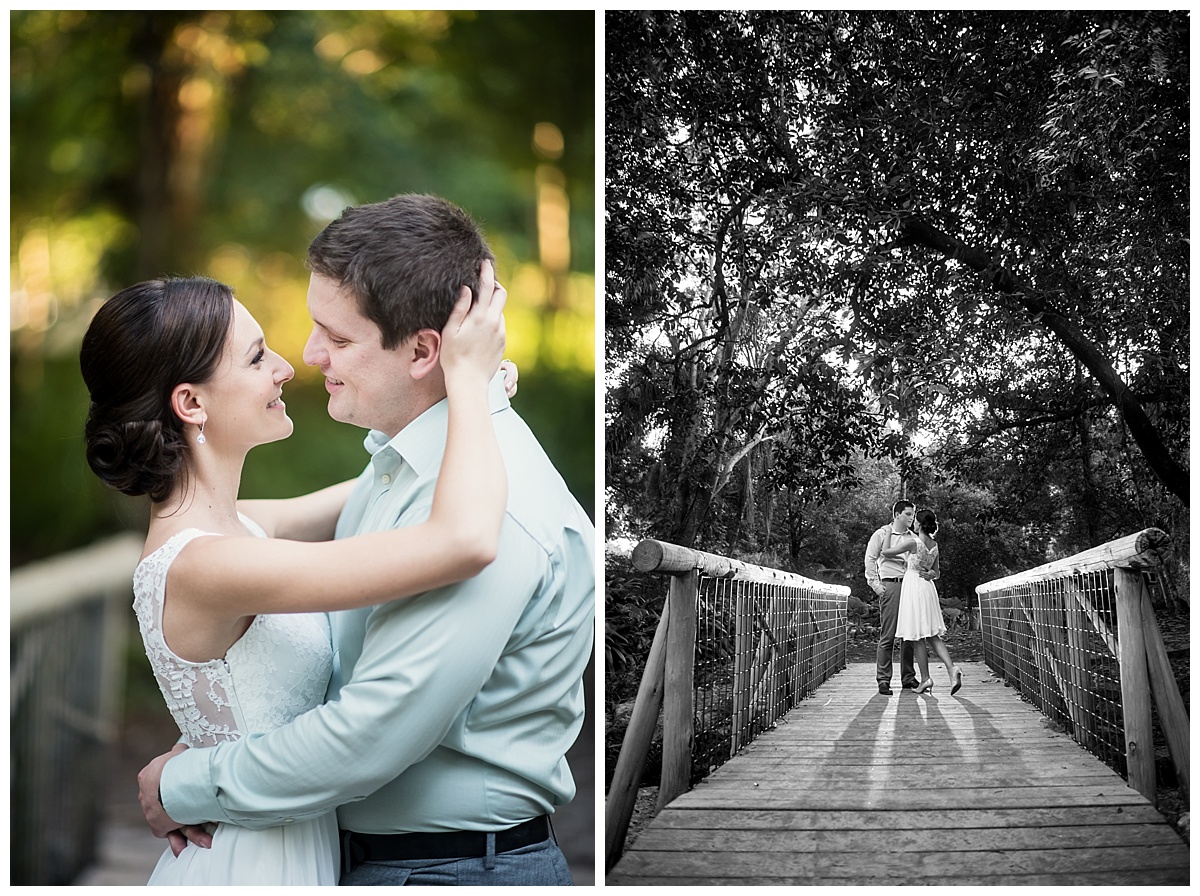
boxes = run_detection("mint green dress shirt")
[161,375,596,834]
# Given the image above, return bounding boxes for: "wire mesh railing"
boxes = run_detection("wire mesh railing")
[693,574,846,779]
[11,535,142,885]
[976,528,1188,803]
[605,538,848,870]
[979,568,1127,771]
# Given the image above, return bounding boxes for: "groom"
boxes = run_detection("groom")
[864,500,918,696]
[137,193,595,885]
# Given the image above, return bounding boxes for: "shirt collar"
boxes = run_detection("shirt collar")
[361,371,511,476]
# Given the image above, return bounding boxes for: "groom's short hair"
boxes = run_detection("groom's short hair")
[892,500,915,516]
[306,193,496,350]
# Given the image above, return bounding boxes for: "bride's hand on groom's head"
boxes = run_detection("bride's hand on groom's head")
[441,261,507,385]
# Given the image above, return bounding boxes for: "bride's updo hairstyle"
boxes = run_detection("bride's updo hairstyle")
[80,277,234,503]
[916,509,939,536]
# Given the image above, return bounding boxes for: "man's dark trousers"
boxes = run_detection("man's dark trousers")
[876,578,916,686]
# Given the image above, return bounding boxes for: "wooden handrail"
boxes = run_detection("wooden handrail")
[975,527,1170,594]
[12,534,143,627]
[633,538,851,594]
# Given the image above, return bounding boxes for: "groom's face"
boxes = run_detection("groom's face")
[302,273,416,436]
[894,506,915,530]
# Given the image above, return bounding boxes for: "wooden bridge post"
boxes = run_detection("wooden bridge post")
[791,596,811,705]
[730,585,752,757]
[604,605,669,871]
[1138,586,1190,797]
[766,590,785,718]
[1113,568,1190,801]
[658,569,698,811]
[1025,583,1059,717]
[1113,568,1155,801]
[991,595,1013,679]
[1062,577,1096,752]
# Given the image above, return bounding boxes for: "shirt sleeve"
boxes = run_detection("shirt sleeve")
[160,518,545,829]
[864,527,883,590]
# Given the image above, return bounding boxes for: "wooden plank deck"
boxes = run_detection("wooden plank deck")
[607,661,1190,885]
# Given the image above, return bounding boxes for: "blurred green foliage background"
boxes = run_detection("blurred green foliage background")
[11,10,596,565]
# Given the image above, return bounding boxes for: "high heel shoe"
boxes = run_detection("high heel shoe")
[916,679,934,695]
[950,668,963,696]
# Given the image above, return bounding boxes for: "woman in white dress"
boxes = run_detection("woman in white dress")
[79,268,512,885]
[884,509,962,696]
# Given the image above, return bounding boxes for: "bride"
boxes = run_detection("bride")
[79,268,511,884]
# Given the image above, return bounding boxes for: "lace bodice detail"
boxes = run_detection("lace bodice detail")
[132,527,333,748]
[906,538,939,573]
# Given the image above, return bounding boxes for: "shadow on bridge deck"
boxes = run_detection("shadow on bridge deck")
[607,661,1188,886]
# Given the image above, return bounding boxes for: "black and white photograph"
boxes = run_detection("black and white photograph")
[603,9,1189,886]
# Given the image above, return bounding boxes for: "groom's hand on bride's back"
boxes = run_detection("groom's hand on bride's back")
[138,742,215,854]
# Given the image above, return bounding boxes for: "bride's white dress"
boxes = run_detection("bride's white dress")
[132,525,339,885]
[895,539,946,641]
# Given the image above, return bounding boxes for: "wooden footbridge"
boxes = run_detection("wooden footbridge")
[607,662,1188,885]
[606,531,1189,886]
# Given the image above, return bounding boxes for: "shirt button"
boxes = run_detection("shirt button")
[381,474,392,485]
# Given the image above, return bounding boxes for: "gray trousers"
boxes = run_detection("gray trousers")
[876,578,916,685]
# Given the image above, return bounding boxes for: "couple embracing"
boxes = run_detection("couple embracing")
[80,193,594,886]
[864,501,962,698]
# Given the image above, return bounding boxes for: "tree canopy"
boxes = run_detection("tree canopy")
[11,10,595,563]
[605,11,1188,580]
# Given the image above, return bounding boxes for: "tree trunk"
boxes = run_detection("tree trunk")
[900,216,1189,506]
[131,12,211,278]
[1074,363,1100,545]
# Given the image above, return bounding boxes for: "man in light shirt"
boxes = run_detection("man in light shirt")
[864,500,919,696]
[137,193,595,885]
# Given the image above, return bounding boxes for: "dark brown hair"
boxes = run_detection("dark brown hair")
[916,509,939,536]
[80,277,234,502]
[306,193,495,350]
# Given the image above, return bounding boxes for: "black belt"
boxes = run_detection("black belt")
[341,815,550,866]
[882,576,902,582]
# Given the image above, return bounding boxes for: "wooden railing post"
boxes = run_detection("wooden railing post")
[658,569,698,811]
[991,595,1013,679]
[1139,589,1190,797]
[604,605,670,871]
[730,586,752,756]
[1062,577,1095,751]
[1112,567,1190,801]
[1113,568,1155,801]
[1022,584,1058,716]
